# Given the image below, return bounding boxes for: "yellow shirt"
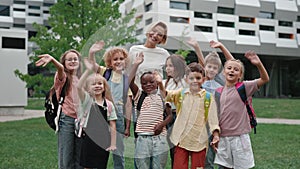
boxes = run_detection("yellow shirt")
[166,88,220,152]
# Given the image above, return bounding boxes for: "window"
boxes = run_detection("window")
[258,11,274,19]
[297,29,300,34]
[136,28,143,35]
[239,29,255,36]
[194,25,212,32]
[14,8,25,12]
[145,3,152,12]
[29,6,40,10]
[298,16,300,22]
[2,37,25,49]
[0,5,10,16]
[43,3,54,7]
[194,12,212,19]
[239,16,255,23]
[279,21,293,27]
[217,21,235,28]
[43,10,50,14]
[28,31,37,39]
[13,24,25,28]
[145,18,152,25]
[279,33,293,39]
[217,7,234,14]
[170,1,189,10]
[14,0,25,4]
[259,25,274,31]
[170,16,189,23]
[28,13,40,17]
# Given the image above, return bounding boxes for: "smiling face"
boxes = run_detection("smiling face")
[86,74,106,97]
[145,22,168,48]
[223,60,243,84]
[186,72,204,93]
[111,52,126,72]
[140,72,158,94]
[63,52,80,72]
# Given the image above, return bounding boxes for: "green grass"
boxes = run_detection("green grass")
[253,98,300,119]
[27,98,300,119]
[0,118,299,168]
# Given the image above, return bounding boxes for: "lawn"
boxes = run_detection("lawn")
[0,118,299,169]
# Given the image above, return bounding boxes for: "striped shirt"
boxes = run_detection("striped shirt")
[134,90,167,136]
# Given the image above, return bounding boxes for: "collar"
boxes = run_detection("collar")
[183,88,206,97]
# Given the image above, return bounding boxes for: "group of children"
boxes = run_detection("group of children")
[35,21,269,169]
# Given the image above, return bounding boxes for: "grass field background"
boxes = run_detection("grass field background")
[0,98,299,168]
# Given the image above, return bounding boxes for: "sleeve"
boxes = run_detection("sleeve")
[54,72,67,99]
[165,88,182,105]
[107,101,117,121]
[207,97,221,134]
[244,80,259,98]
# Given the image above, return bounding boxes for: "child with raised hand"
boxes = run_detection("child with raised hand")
[214,51,269,169]
[129,52,173,169]
[76,58,117,169]
[89,41,132,169]
[158,62,220,169]
[163,54,187,168]
[35,50,83,169]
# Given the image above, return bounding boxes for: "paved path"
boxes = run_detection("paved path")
[1,110,300,125]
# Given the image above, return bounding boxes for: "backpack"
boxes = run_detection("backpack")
[103,68,129,110]
[44,78,68,131]
[215,82,257,134]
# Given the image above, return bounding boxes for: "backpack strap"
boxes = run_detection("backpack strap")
[235,82,257,134]
[103,68,112,81]
[214,87,223,120]
[204,91,211,122]
[136,91,147,117]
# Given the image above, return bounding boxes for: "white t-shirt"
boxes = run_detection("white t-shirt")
[127,45,169,88]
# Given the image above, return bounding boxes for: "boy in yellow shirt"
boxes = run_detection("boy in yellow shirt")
[158,62,220,169]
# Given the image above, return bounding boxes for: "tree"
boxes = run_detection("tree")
[15,0,139,97]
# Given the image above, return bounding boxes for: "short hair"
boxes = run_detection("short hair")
[103,47,129,69]
[224,59,245,82]
[140,71,154,82]
[185,62,205,76]
[204,52,222,70]
[146,21,168,45]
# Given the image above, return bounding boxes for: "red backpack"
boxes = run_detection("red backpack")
[215,82,257,134]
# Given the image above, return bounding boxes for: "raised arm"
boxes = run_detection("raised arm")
[154,72,167,98]
[210,40,234,60]
[35,54,64,80]
[128,52,144,96]
[77,58,93,101]
[244,51,269,87]
[186,38,205,68]
[89,41,105,72]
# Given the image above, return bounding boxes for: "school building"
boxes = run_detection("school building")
[0,0,54,114]
[121,0,300,97]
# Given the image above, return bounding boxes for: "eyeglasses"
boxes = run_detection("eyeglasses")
[65,58,79,62]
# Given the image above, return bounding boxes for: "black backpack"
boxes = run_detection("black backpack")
[44,79,68,130]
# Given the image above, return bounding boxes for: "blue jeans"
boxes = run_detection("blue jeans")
[113,113,125,169]
[58,112,82,169]
[135,135,168,169]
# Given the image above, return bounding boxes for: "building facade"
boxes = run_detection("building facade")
[122,0,300,97]
[0,0,55,114]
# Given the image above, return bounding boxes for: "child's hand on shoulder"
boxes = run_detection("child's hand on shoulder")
[89,41,105,54]
[245,50,261,66]
[134,52,144,65]
[106,145,117,151]
[35,54,53,67]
